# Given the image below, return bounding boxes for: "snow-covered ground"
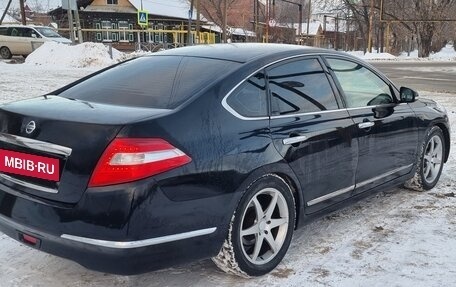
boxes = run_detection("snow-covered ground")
[0,55,456,286]
[347,44,456,61]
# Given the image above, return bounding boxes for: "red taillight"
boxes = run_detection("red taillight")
[21,233,39,246]
[88,138,191,187]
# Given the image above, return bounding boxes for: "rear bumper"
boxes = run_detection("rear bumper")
[0,213,219,275]
[0,178,237,274]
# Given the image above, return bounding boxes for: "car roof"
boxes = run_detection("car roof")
[0,24,46,28]
[154,43,349,63]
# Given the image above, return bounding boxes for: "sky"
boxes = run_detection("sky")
[0,0,62,12]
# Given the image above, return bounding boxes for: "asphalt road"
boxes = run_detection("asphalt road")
[371,61,456,93]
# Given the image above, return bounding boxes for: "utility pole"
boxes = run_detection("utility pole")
[19,0,26,25]
[73,3,83,43]
[265,0,269,42]
[223,0,228,43]
[0,0,13,25]
[188,0,194,45]
[367,0,374,53]
[280,0,303,45]
[67,0,75,43]
[196,0,200,44]
[253,0,257,41]
[306,0,311,45]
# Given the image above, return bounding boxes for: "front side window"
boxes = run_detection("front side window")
[268,58,339,115]
[326,58,394,108]
[0,27,7,35]
[226,72,267,118]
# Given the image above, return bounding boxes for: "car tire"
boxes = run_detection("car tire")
[405,126,445,191]
[0,47,12,59]
[212,174,296,277]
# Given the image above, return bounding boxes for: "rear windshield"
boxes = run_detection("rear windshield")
[59,56,240,109]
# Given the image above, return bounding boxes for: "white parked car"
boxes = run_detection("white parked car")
[0,25,72,59]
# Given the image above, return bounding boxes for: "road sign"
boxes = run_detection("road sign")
[62,0,77,11]
[138,10,148,26]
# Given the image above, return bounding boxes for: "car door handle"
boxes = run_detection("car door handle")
[282,135,308,145]
[358,122,374,129]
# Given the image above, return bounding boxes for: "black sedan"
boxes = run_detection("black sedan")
[0,44,450,277]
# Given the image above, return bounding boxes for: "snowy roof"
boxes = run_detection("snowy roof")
[284,20,348,35]
[323,20,348,32]
[291,22,322,36]
[83,5,136,13]
[202,24,223,33]
[0,8,19,24]
[129,0,198,20]
[230,28,256,37]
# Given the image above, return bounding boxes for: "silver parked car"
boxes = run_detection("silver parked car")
[0,25,71,59]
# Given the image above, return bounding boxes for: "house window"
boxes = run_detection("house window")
[111,23,118,42]
[118,21,129,42]
[107,0,118,4]
[95,23,102,41]
[101,21,112,42]
[128,24,134,42]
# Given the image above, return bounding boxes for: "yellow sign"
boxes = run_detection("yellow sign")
[138,10,148,26]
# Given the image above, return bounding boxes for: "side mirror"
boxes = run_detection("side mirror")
[400,87,418,103]
[31,33,37,38]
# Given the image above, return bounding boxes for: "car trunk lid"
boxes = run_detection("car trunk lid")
[0,96,171,204]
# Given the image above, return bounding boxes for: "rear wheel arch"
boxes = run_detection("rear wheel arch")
[274,172,302,229]
[0,46,12,59]
[231,164,304,228]
[434,122,450,162]
[212,172,297,277]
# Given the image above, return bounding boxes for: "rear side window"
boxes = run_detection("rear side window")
[0,27,7,35]
[59,56,240,109]
[226,72,267,117]
[268,58,339,115]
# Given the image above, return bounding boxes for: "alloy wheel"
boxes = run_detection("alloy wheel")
[239,187,289,265]
[423,134,443,184]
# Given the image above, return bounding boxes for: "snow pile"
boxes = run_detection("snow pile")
[25,42,124,68]
[345,50,397,61]
[398,50,419,59]
[115,50,154,62]
[361,52,397,60]
[348,44,456,61]
[430,44,456,61]
[399,45,456,61]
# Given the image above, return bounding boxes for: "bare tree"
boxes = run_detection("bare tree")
[318,0,456,56]
[383,0,456,57]
[199,0,239,27]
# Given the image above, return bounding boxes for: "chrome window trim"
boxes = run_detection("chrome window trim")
[221,53,324,121]
[0,133,72,157]
[61,227,217,249]
[221,96,269,121]
[270,108,346,119]
[356,164,413,189]
[220,51,408,121]
[307,185,355,206]
[345,102,408,112]
[0,173,58,194]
